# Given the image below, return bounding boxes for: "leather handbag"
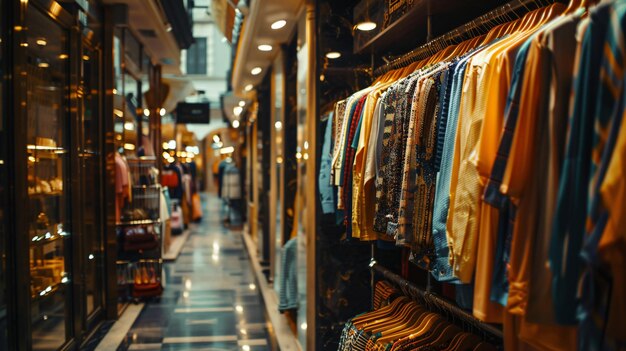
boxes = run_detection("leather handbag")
[122,226,158,251]
[161,170,179,188]
[170,203,184,235]
[132,282,163,298]
[192,193,203,222]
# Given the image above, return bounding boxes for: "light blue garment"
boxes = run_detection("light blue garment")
[278,237,298,311]
[319,113,335,215]
[430,55,472,283]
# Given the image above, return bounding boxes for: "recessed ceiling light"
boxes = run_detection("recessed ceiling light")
[232,120,240,128]
[326,51,341,59]
[36,38,47,46]
[258,44,273,52]
[143,108,150,116]
[271,20,286,30]
[244,84,254,92]
[251,67,262,75]
[159,108,166,116]
[356,21,377,31]
[38,62,49,68]
[58,54,68,59]
[238,101,246,107]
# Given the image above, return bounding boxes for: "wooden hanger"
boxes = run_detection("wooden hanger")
[391,318,448,348]
[352,295,408,325]
[427,324,463,349]
[372,307,431,338]
[377,313,443,344]
[366,303,421,332]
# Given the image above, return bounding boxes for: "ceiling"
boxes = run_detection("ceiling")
[102,0,182,75]
[230,0,304,97]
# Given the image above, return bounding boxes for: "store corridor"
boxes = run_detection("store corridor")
[116,194,273,351]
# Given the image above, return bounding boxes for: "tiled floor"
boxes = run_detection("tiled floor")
[117,195,274,351]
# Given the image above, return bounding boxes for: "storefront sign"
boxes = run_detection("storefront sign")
[384,0,415,28]
[176,102,211,124]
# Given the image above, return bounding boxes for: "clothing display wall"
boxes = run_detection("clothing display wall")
[319,1,626,350]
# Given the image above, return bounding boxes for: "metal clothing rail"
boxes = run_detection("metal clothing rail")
[370,262,504,342]
[373,0,563,76]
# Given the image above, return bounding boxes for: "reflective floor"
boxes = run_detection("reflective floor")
[117,194,273,351]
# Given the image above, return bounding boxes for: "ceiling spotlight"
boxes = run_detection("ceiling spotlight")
[38,62,50,68]
[36,38,47,46]
[58,54,68,59]
[159,108,166,116]
[238,101,245,107]
[143,108,150,116]
[124,122,134,131]
[82,55,90,61]
[251,67,262,75]
[271,20,286,30]
[326,51,341,59]
[232,120,240,129]
[258,44,273,52]
[244,84,254,92]
[356,21,377,31]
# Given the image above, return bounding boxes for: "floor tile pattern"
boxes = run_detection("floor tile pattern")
[117,195,273,351]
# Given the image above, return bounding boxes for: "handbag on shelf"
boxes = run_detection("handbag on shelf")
[192,193,203,222]
[122,226,158,251]
[170,202,184,235]
[132,282,163,298]
[161,170,179,188]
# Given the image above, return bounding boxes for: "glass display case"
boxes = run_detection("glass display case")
[24,6,72,351]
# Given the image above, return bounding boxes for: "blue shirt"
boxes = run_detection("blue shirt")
[319,113,335,215]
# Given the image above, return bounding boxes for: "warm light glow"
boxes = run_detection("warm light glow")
[356,21,377,31]
[213,135,220,143]
[258,44,273,52]
[143,108,150,116]
[238,100,246,107]
[114,109,123,118]
[275,121,282,130]
[58,54,68,59]
[124,122,134,131]
[271,19,287,30]
[82,54,90,61]
[36,38,47,46]
[38,62,49,68]
[235,305,243,313]
[326,51,341,59]
[300,323,308,330]
[232,120,240,128]
[159,108,166,116]
[276,156,283,164]
[168,140,176,150]
[244,84,254,92]
[112,88,118,95]
[20,42,28,47]
[163,142,169,149]
[251,67,262,75]
[233,106,243,116]
[163,151,170,159]
[249,283,256,290]
[220,146,235,154]
[124,143,135,151]
[242,345,250,351]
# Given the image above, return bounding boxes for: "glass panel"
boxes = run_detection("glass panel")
[114,33,124,151]
[25,8,71,351]
[273,54,284,294]
[82,45,102,317]
[296,13,308,346]
[0,0,8,346]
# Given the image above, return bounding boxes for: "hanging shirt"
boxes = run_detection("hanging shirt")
[319,113,335,215]
[549,2,612,325]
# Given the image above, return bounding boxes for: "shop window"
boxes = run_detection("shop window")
[186,37,207,75]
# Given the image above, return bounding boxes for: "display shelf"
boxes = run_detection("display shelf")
[116,219,161,226]
[29,232,66,247]
[27,145,67,160]
[31,281,65,302]
[28,191,63,199]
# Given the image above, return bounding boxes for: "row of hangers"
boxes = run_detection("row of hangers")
[372,264,504,343]
[373,0,593,79]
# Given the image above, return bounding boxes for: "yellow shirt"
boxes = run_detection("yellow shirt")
[352,84,391,240]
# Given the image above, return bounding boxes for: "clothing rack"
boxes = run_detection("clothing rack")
[373,0,564,76]
[370,262,504,343]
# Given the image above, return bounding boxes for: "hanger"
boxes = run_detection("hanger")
[352,295,408,325]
